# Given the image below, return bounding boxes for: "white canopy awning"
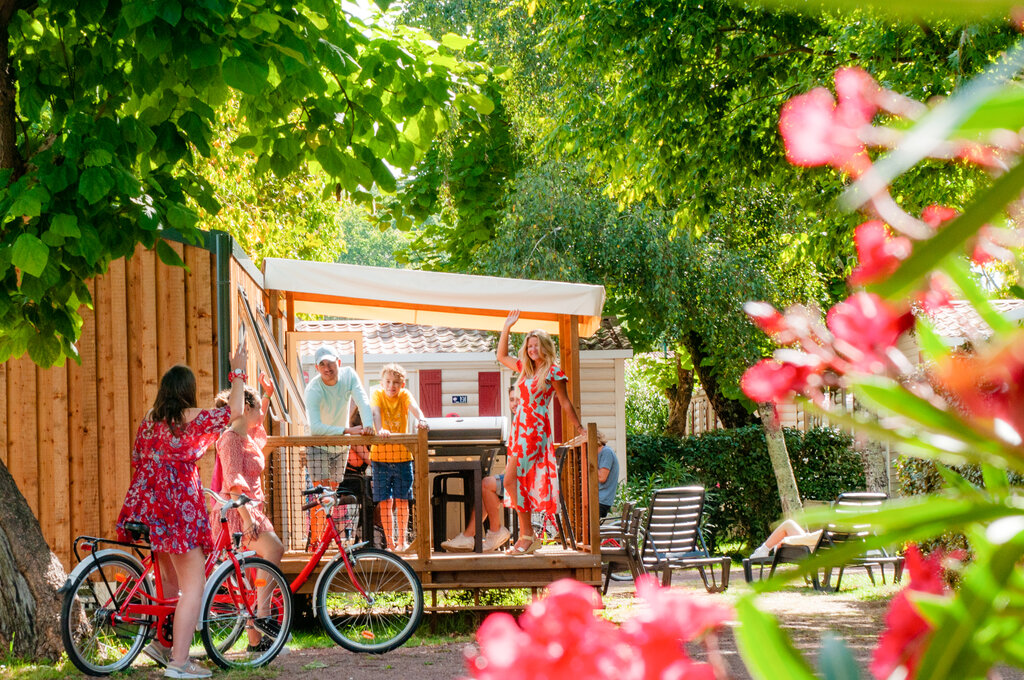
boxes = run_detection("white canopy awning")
[262,259,606,336]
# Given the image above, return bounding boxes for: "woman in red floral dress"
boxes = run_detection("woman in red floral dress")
[115,342,248,679]
[497,310,584,555]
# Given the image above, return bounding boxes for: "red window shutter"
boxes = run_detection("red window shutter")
[419,369,442,417]
[478,372,500,417]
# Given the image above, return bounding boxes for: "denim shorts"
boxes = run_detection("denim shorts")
[372,461,414,502]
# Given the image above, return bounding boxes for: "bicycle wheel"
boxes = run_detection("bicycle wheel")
[61,553,152,675]
[199,556,292,669]
[315,548,423,654]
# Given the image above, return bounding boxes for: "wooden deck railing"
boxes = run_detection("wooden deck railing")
[263,430,431,558]
[262,425,601,561]
[558,424,602,555]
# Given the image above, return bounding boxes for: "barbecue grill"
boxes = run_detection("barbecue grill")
[425,416,508,553]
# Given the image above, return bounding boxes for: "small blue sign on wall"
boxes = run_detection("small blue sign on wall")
[451,395,468,404]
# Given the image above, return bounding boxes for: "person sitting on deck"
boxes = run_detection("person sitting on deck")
[440,385,518,553]
[371,363,429,552]
[596,430,620,520]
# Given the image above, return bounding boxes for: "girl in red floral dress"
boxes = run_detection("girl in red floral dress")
[497,310,584,555]
[116,342,248,679]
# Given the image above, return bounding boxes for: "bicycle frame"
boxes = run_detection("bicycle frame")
[67,493,258,649]
[289,490,369,600]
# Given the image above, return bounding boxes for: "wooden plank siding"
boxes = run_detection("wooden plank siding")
[3,242,222,570]
[69,280,100,542]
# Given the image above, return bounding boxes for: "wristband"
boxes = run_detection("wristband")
[228,369,248,383]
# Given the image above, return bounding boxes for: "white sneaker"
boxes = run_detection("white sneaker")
[441,534,475,552]
[143,642,172,667]
[482,527,511,552]
[163,660,212,679]
[751,544,771,560]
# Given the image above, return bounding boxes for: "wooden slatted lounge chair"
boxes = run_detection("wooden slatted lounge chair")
[637,486,731,593]
[742,491,904,591]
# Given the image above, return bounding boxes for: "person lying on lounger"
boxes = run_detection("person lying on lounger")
[750,519,823,559]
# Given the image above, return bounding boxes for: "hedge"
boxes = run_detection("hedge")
[622,425,866,549]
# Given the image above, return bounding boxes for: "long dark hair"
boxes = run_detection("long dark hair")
[151,365,197,431]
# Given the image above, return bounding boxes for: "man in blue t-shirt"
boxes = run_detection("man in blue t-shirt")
[597,431,620,519]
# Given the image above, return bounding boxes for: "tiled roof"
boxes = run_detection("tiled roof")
[918,300,1024,341]
[297,318,632,357]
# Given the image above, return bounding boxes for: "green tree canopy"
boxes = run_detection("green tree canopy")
[0,0,488,366]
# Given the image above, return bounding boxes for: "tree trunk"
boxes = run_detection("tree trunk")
[858,440,891,495]
[0,460,67,661]
[0,2,24,178]
[664,353,694,437]
[757,404,802,517]
[681,329,757,429]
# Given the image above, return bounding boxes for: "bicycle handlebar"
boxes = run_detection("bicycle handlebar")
[300,486,357,511]
[204,488,252,522]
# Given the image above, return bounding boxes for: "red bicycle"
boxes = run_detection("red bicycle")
[60,491,291,674]
[292,485,424,653]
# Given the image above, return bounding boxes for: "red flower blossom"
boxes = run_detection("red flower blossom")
[915,274,953,313]
[835,67,879,123]
[779,88,870,175]
[827,292,913,374]
[744,301,787,335]
[741,359,808,403]
[921,205,958,228]
[849,220,912,286]
[871,546,950,680]
[464,578,730,680]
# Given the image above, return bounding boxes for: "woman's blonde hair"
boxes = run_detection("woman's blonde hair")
[516,329,557,390]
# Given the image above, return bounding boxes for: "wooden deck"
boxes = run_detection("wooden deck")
[281,545,602,595]
[267,429,604,607]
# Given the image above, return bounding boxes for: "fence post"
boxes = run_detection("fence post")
[415,427,431,562]
[587,423,600,555]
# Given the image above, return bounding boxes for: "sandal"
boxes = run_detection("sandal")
[508,536,541,555]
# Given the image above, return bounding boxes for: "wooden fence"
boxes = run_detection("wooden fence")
[1,234,261,568]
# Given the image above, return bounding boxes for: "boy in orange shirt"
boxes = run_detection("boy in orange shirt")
[371,364,429,551]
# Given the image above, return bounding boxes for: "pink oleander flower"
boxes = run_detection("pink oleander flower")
[744,301,788,335]
[835,67,880,123]
[915,274,953,313]
[849,220,912,286]
[622,576,732,680]
[871,546,952,680]
[779,68,878,176]
[826,292,914,374]
[741,359,807,403]
[921,204,958,228]
[464,578,730,680]
[920,204,1004,265]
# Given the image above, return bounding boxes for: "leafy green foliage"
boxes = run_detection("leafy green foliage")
[624,359,670,435]
[540,0,1014,228]
[0,1,488,365]
[623,426,865,547]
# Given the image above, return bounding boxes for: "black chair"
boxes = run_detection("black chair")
[600,504,646,594]
[637,486,731,593]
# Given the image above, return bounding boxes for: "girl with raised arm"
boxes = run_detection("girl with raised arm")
[496,310,584,555]
[116,340,248,679]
